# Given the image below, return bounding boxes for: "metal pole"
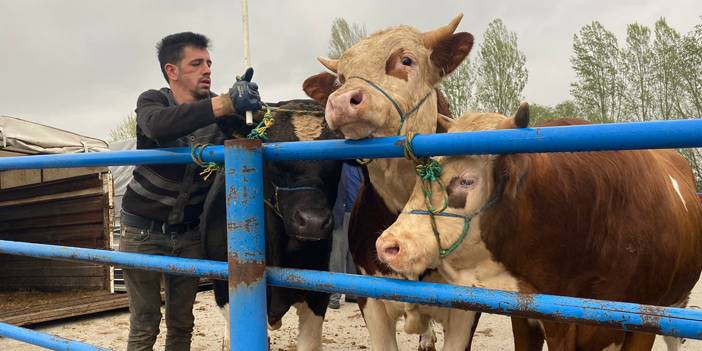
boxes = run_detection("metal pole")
[0,322,110,351]
[241,0,254,125]
[224,139,267,350]
[1,119,702,170]
[0,240,227,279]
[1,240,701,339]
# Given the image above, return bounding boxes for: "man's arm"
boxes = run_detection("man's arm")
[136,90,230,143]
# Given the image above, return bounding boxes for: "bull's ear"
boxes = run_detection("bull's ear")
[317,57,339,73]
[430,33,474,77]
[423,14,474,77]
[497,102,530,129]
[436,114,454,133]
[303,72,338,105]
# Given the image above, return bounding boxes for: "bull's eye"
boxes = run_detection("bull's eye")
[460,178,474,187]
[401,57,413,66]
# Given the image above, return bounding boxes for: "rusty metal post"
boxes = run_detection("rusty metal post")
[224,139,267,350]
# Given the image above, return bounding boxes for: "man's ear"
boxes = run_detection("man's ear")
[303,72,339,105]
[436,114,455,133]
[165,63,178,82]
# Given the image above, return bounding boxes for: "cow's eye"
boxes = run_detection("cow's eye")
[401,57,413,66]
[460,178,474,187]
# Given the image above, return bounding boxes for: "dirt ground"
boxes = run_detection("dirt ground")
[1,279,701,350]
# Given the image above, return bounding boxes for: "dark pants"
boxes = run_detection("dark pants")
[119,223,202,351]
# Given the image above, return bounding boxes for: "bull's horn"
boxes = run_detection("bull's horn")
[317,57,339,73]
[422,13,464,48]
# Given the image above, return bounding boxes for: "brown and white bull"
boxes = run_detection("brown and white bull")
[376,106,702,350]
[304,14,483,350]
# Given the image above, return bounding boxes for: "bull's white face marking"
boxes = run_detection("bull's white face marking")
[669,175,688,212]
[294,301,323,351]
[437,217,521,292]
[291,114,323,141]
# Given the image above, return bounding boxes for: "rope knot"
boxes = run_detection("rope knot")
[247,106,274,140]
[416,159,442,181]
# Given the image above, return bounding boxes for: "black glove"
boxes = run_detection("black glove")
[228,67,262,115]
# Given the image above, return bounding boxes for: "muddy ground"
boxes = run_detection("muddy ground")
[1,279,700,350]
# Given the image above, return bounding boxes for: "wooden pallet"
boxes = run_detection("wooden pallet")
[0,290,129,326]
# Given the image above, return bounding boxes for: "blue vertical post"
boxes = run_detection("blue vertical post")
[224,139,267,350]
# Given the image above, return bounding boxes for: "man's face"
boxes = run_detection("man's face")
[168,45,212,100]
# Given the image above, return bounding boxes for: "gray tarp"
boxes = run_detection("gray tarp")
[0,115,109,154]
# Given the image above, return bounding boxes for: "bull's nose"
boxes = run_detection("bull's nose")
[326,89,365,129]
[292,208,333,238]
[376,235,401,263]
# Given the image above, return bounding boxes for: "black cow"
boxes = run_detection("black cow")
[200,99,342,351]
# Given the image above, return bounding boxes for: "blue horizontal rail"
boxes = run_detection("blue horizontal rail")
[0,119,700,170]
[1,240,701,340]
[0,321,110,351]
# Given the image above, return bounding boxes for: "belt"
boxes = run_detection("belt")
[121,211,199,234]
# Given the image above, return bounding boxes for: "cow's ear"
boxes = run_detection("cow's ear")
[422,14,473,77]
[303,72,338,105]
[497,102,530,129]
[436,114,454,133]
[430,32,474,77]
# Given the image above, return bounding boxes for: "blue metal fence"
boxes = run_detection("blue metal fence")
[1,119,702,350]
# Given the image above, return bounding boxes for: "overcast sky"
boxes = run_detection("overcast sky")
[1,1,700,141]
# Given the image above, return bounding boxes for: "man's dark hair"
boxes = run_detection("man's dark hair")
[157,32,211,83]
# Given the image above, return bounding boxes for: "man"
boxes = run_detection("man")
[328,162,363,309]
[119,32,261,351]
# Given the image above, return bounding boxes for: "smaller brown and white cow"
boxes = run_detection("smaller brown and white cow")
[376,105,702,350]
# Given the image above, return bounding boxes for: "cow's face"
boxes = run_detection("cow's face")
[375,108,529,277]
[304,14,473,140]
[264,108,343,242]
[266,159,341,241]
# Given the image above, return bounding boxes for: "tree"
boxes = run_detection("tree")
[527,101,582,126]
[328,18,367,59]
[678,22,702,117]
[652,18,683,120]
[527,103,555,126]
[474,19,528,115]
[570,21,626,123]
[621,23,655,121]
[553,100,581,117]
[109,113,136,142]
[440,57,477,117]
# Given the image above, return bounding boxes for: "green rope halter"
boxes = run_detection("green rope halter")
[192,104,277,180]
[403,132,470,257]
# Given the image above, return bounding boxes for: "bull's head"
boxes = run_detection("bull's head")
[375,105,530,278]
[304,14,473,139]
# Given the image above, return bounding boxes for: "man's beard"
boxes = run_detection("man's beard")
[193,89,210,100]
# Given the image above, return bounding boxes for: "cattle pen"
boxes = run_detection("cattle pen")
[1,119,702,350]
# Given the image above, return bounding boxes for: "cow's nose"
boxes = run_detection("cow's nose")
[329,89,364,116]
[292,208,333,239]
[376,235,401,263]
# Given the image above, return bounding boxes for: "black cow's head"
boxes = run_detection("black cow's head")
[262,100,342,242]
[201,99,343,262]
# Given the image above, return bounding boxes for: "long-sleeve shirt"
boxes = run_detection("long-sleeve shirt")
[122,88,246,224]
